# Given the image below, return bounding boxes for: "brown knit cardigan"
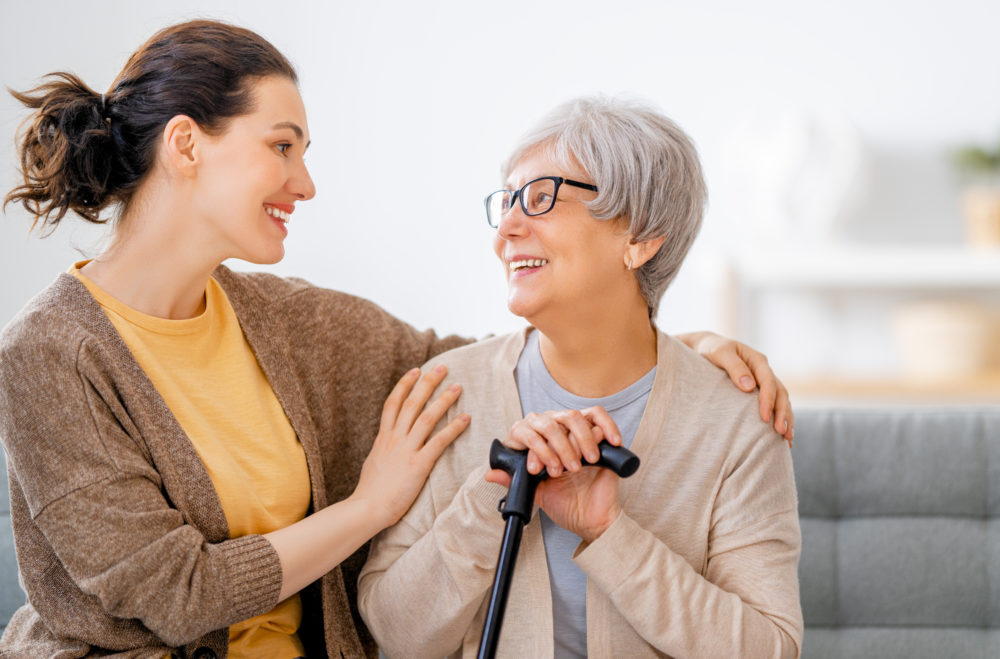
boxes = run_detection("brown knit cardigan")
[0,266,468,658]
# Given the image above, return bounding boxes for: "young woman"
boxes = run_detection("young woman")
[358,98,802,658]
[1,20,792,659]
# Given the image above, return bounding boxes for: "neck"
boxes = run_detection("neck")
[532,299,658,398]
[80,183,222,320]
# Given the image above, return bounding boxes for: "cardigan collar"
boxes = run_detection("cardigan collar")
[491,325,678,507]
[211,267,329,513]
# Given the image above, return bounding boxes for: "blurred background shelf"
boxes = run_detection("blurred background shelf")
[720,244,1000,399]
[727,244,1000,289]
[787,372,1000,404]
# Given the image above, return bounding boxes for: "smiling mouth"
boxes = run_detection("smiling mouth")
[510,258,548,272]
[264,205,291,224]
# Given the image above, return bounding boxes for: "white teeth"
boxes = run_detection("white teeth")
[510,258,548,271]
[264,205,291,223]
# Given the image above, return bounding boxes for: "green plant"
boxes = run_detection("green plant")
[954,140,1000,177]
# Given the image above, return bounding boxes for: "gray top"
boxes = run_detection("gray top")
[515,329,655,658]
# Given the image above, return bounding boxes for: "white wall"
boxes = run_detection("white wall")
[2,1,998,366]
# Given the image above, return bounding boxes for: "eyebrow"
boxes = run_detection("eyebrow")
[272,121,311,150]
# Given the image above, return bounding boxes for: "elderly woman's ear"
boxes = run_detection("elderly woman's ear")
[624,236,666,270]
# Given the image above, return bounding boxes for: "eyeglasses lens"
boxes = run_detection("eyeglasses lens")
[523,178,556,216]
[486,191,513,227]
[486,178,559,227]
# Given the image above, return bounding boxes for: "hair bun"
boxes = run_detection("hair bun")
[4,73,119,231]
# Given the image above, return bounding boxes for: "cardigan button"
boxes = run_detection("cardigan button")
[191,649,217,659]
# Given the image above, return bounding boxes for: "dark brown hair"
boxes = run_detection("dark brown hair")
[4,20,297,233]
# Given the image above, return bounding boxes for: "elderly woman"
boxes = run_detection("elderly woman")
[358,97,802,658]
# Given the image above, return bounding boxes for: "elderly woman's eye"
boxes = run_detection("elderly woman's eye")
[527,191,552,211]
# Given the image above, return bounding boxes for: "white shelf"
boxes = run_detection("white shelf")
[729,244,1000,289]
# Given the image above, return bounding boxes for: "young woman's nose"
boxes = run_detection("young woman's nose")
[289,159,316,200]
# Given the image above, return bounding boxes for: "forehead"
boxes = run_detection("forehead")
[241,75,310,139]
[504,145,587,187]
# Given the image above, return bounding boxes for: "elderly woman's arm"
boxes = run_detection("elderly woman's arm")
[358,463,510,658]
[540,427,802,658]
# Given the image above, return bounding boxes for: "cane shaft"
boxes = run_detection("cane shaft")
[477,516,524,659]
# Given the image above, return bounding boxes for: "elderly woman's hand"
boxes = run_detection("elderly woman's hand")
[534,465,622,542]
[485,410,623,542]
[491,407,622,477]
[676,331,794,446]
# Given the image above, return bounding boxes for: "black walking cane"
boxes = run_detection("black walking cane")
[477,438,640,659]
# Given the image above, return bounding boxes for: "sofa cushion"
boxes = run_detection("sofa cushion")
[1,447,24,631]
[795,406,1000,658]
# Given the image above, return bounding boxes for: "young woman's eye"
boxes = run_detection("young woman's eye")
[276,143,292,155]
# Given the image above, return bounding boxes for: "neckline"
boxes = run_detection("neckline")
[520,329,657,412]
[70,261,217,336]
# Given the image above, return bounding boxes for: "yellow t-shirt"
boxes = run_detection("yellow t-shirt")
[71,264,309,659]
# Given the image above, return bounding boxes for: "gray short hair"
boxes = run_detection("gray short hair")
[502,96,707,318]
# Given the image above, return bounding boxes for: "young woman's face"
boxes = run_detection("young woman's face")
[192,75,315,264]
[491,149,632,326]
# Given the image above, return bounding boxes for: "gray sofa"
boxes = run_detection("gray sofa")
[2,406,999,656]
[795,405,999,658]
[1,447,18,636]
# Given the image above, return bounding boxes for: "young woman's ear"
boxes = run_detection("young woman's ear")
[624,235,666,270]
[160,115,201,177]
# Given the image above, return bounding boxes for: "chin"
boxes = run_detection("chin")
[242,246,286,266]
[506,293,540,321]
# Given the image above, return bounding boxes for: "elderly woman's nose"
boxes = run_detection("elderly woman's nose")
[497,204,529,237]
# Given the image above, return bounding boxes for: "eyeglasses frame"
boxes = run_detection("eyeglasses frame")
[484,176,598,228]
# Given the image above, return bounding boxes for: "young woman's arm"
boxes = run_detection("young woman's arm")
[266,365,468,600]
[676,331,794,444]
[0,322,465,646]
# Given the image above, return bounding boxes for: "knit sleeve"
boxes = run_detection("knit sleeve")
[283,283,471,376]
[0,333,282,647]
[574,431,803,658]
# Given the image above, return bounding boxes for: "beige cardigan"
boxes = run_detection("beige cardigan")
[358,329,802,658]
[0,267,467,658]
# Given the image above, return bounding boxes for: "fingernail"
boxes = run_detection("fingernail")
[570,461,581,472]
[408,368,420,376]
[739,376,754,389]
[448,383,460,393]
[434,364,446,374]
[782,419,789,433]
[460,413,470,423]
[586,452,598,464]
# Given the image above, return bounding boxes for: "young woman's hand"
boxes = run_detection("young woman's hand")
[354,365,470,528]
[676,331,794,446]
[493,407,622,477]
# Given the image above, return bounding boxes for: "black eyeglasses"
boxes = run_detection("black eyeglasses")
[484,176,598,228]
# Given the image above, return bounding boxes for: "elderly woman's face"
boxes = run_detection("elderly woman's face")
[492,149,632,324]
